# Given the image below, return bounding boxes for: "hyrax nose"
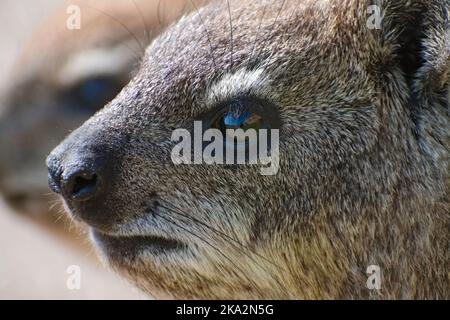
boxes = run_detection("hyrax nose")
[47,153,103,202]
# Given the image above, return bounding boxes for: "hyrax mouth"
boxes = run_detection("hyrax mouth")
[92,230,186,261]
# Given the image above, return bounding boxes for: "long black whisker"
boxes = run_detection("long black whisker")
[80,1,146,55]
[131,0,152,47]
[249,0,267,65]
[260,0,300,76]
[226,0,234,72]
[154,210,261,290]
[99,34,143,62]
[216,199,242,249]
[183,185,241,248]
[253,0,287,67]
[188,0,218,71]
[159,202,286,273]
[279,1,299,44]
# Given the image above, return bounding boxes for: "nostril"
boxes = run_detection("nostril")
[65,170,100,201]
[73,173,97,194]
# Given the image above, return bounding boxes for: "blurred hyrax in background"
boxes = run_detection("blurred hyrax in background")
[0,0,198,299]
[0,0,191,227]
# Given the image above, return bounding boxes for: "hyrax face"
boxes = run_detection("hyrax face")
[0,0,187,212]
[47,0,449,299]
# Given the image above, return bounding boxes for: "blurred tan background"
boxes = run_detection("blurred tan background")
[0,198,147,299]
[0,0,60,89]
[0,0,186,300]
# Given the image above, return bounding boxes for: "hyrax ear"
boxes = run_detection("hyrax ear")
[364,0,449,93]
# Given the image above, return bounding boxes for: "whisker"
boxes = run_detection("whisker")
[54,211,65,224]
[79,1,146,55]
[131,0,152,46]
[159,202,286,273]
[48,201,60,212]
[216,198,242,247]
[249,0,267,65]
[226,0,234,72]
[253,0,287,67]
[261,1,300,75]
[51,204,68,224]
[182,185,241,244]
[158,2,179,50]
[279,2,299,43]
[155,210,261,291]
[99,33,144,62]
[188,0,218,71]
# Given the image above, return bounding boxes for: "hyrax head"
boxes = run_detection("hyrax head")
[0,0,187,212]
[47,0,449,299]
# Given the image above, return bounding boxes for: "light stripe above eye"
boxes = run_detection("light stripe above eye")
[205,68,271,106]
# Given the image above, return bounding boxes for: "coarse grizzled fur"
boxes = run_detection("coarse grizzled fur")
[47,0,449,299]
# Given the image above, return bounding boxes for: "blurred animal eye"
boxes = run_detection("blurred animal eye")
[63,76,123,113]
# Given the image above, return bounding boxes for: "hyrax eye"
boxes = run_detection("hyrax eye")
[201,97,278,130]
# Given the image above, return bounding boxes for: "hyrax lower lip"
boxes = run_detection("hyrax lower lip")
[93,230,186,256]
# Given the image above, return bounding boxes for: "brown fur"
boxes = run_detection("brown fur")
[48,0,449,299]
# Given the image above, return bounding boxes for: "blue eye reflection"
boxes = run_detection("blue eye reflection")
[209,97,280,138]
[224,111,252,127]
[64,76,122,113]
[80,78,111,101]
[79,78,116,106]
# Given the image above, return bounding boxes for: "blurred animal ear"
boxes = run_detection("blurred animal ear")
[366,0,449,93]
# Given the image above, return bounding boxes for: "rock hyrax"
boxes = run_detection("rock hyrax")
[47,0,449,299]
